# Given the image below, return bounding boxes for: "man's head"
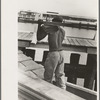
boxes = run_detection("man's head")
[52,16,63,23]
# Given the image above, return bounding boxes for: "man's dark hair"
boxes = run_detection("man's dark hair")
[52,16,63,22]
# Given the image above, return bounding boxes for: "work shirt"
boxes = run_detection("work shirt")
[37,24,65,52]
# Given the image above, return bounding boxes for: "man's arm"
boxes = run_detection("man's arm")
[60,27,66,40]
[37,20,47,41]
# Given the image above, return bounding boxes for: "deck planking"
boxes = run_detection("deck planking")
[18,32,97,48]
[23,33,33,41]
[32,67,44,79]
[79,39,91,47]
[71,38,80,46]
[21,60,43,71]
[67,38,75,45]
[87,40,97,47]
[20,33,29,40]
[65,39,71,45]
[18,50,97,100]
[76,39,87,46]
[83,39,94,47]
[18,50,23,54]
[18,63,26,71]
[19,72,85,100]
[19,32,27,39]
[18,54,32,62]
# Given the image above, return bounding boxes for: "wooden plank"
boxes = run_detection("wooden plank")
[67,38,74,45]
[70,38,77,45]
[87,40,97,47]
[25,71,38,79]
[18,63,26,71]
[21,33,29,40]
[18,67,38,79]
[20,32,28,39]
[75,39,83,46]
[18,54,32,62]
[23,33,33,41]
[21,60,43,71]
[18,32,23,37]
[18,33,33,41]
[18,41,30,47]
[18,19,97,30]
[27,33,33,40]
[18,50,23,54]
[68,38,75,45]
[32,67,44,79]
[66,82,97,100]
[71,38,80,46]
[81,39,93,47]
[18,84,52,100]
[83,39,94,47]
[76,39,86,46]
[18,72,85,100]
[79,39,89,47]
[18,90,39,100]
[18,87,47,100]
[18,62,97,100]
[22,33,31,40]
[65,38,71,45]
[19,32,27,39]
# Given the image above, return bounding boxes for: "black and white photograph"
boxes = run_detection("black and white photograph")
[18,0,98,100]
[2,0,99,100]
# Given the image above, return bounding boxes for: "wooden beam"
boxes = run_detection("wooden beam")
[18,18,97,30]
[18,71,85,100]
[18,40,30,47]
[66,82,97,100]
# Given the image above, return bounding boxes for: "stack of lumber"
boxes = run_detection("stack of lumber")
[18,50,97,100]
[18,50,85,100]
[18,50,44,79]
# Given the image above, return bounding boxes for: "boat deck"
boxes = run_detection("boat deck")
[18,32,97,54]
[18,50,97,100]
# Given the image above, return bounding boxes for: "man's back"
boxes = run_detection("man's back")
[45,25,65,51]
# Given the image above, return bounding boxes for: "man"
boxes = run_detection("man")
[37,16,66,90]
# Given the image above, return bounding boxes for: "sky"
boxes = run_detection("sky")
[18,0,98,18]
